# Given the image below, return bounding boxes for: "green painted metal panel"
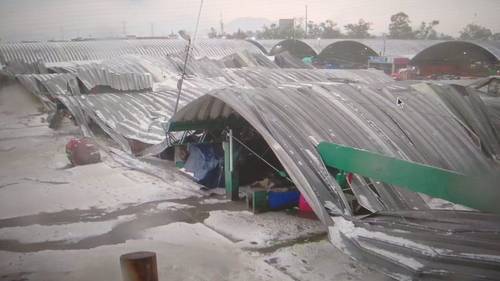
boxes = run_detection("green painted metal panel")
[252,190,269,213]
[167,118,244,132]
[317,142,499,213]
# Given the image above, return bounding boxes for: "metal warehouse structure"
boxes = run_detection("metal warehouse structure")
[251,39,500,60]
[250,39,500,72]
[168,81,500,280]
[411,41,500,76]
[2,38,500,280]
[0,39,262,65]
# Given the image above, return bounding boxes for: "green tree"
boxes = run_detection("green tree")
[258,23,280,39]
[491,33,500,40]
[257,20,343,39]
[306,21,322,38]
[227,29,251,39]
[208,27,218,39]
[437,33,454,40]
[459,23,492,40]
[257,22,306,39]
[344,19,372,38]
[388,12,414,39]
[415,20,439,39]
[320,20,343,39]
[292,23,306,39]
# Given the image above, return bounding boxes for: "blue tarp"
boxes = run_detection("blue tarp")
[184,143,224,189]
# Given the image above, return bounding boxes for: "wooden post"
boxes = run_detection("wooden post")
[223,141,239,201]
[120,251,158,281]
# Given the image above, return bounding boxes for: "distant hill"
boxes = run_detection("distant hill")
[225,17,273,33]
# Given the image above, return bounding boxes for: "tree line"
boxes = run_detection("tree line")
[208,12,500,41]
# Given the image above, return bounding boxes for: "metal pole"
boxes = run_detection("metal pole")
[305,5,308,39]
[172,0,204,115]
[229,129,233,172]
[382,33,386,56]
[120,251,158,281]
[172,38,191,115]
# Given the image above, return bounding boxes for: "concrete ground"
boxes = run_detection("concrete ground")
[0,82,390,281]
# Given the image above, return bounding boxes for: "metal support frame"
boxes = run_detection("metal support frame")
[223,136,239,201]
[317,141,499,213]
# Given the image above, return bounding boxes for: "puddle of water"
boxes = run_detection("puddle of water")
[0,194,245,252]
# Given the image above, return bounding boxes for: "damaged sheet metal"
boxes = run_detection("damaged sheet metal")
[15,73,78,109]
[482,95,500,133]
[16,53,393,151]
[58,68,390,150]
[330,211,500,280]
[61,90,198,145]
[169,82,500,279]
[5,38,500,279]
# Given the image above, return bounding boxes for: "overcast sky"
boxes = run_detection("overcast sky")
[1,0,499,42]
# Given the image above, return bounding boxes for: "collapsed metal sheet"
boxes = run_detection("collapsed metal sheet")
[15,73,78,109]
[329,211,500,280]
[56,68,392,148]
[6,38,500,279]
[169,82,500,279]
[63,90,199,145]
[482,95,500,133]
[14,53,392,149]
[274,51,315,68]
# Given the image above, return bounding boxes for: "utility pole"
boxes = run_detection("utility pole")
[172,0,204,116]
[220,12,224,37]
[150,23,155,37]
[305,5,308,39]
[382,33,386,56]
[121,21,127,37]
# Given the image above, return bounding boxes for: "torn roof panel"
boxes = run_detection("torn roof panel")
[52,67,393,148]
[170,82,498,217]
[63,91,179,144]
[169,81,500,279]
[7,40,500,279]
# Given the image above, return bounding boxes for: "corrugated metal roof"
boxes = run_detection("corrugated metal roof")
[171,83,497,210]
[169,81,500,280]
[57,67,392,146]
[15,50,391,148]
[255,39,500,60]
[9,39,500,279]
[0,39,262,64]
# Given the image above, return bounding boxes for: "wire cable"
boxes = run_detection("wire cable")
[229,133,294,183]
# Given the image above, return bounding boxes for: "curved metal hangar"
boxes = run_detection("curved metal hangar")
[167,80,500,280]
